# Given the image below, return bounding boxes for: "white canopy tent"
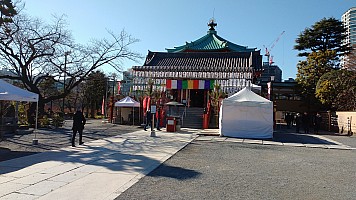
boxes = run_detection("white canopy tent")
[114,96,140,125]
[219,87,273,139]
[0,79,39,129]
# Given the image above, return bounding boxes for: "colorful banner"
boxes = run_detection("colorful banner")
[177,80,182,89]
[166,80,172,89]
[204,80,210,89]
[166,79,215,90]
[199,80,205,89]
[182,80,188,89]
[171,80,177,89]
[193,80,199,89]
[188,80,193,89]
[210,80,215,89]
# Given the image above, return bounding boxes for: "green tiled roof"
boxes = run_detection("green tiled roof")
[166,29,256,53]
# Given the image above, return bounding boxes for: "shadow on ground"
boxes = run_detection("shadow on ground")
[271,132,336,145]
[148,164,201,180]
[0,147,38,162]
[0,120,142,162]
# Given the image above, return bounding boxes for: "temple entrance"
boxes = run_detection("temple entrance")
[189,89,205,107]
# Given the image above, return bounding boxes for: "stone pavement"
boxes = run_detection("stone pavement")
[0,127,353,200]
[0,128,198,200]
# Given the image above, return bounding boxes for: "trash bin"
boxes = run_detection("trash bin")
[166,117,176,132]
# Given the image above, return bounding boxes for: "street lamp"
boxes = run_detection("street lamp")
[62,51,70,113]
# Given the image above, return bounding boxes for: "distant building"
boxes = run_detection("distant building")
[131,19,263,105]
[284,78,295,82]
[130,19,263,128]
[257,62,282,83]
[342,7,356,70]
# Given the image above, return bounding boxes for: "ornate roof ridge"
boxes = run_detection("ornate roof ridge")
[166,23,256,53]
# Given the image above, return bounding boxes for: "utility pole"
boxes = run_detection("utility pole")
[104,79,108,118]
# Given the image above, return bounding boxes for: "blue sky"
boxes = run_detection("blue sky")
[22,0,354,80]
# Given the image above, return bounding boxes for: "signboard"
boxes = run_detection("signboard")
[150,105,157,114]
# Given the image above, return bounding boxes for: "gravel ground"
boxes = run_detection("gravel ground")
[116,140,356,200]
[0,119,141,162]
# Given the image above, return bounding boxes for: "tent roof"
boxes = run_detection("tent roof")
[114,96,140,107]
[224,87,270,103]
[0,79,38,102]
[165,101,184,106]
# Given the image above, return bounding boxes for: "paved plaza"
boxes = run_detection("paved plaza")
[0,120,355,199]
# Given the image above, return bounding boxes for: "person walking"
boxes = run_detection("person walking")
[156,107,161,131]
[144,109,152,131]
[71,109,86,147]
[313,112,322,134]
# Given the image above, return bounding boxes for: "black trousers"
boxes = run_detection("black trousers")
[71,129,83,146]
[144,119,152,130]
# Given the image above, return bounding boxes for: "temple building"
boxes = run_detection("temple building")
[131,19,263,128]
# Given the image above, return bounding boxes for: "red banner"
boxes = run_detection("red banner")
[117,81,121,94]
[193,80,199,89]
[101,96,105,115]
[143,96,151,115]
[166,79,172,89]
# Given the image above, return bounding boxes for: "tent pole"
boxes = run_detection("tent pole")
[35,102,38,131]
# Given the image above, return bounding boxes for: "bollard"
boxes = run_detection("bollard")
[150,113,156,137]
[32,138,38,145]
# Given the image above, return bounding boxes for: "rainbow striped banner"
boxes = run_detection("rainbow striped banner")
[166,80,215,89]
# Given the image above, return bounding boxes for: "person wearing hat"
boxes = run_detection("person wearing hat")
[71,109,86,147]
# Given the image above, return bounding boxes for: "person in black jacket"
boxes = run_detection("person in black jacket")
[71,109,86,147]
[301,112,310,134]
[144,109,152,131]
[156,107,161,131]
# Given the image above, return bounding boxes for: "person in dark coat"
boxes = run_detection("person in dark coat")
[301,112,310,134]
[71,109,86,147]
[313,112,322,134]
[285,113,292,129]
[295,113,301,133]
[144,109,152,131]
[156,107,161,131]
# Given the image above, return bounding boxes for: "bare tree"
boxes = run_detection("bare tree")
[0,13,142,116]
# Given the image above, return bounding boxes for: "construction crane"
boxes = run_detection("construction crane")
[264,31,285,65]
